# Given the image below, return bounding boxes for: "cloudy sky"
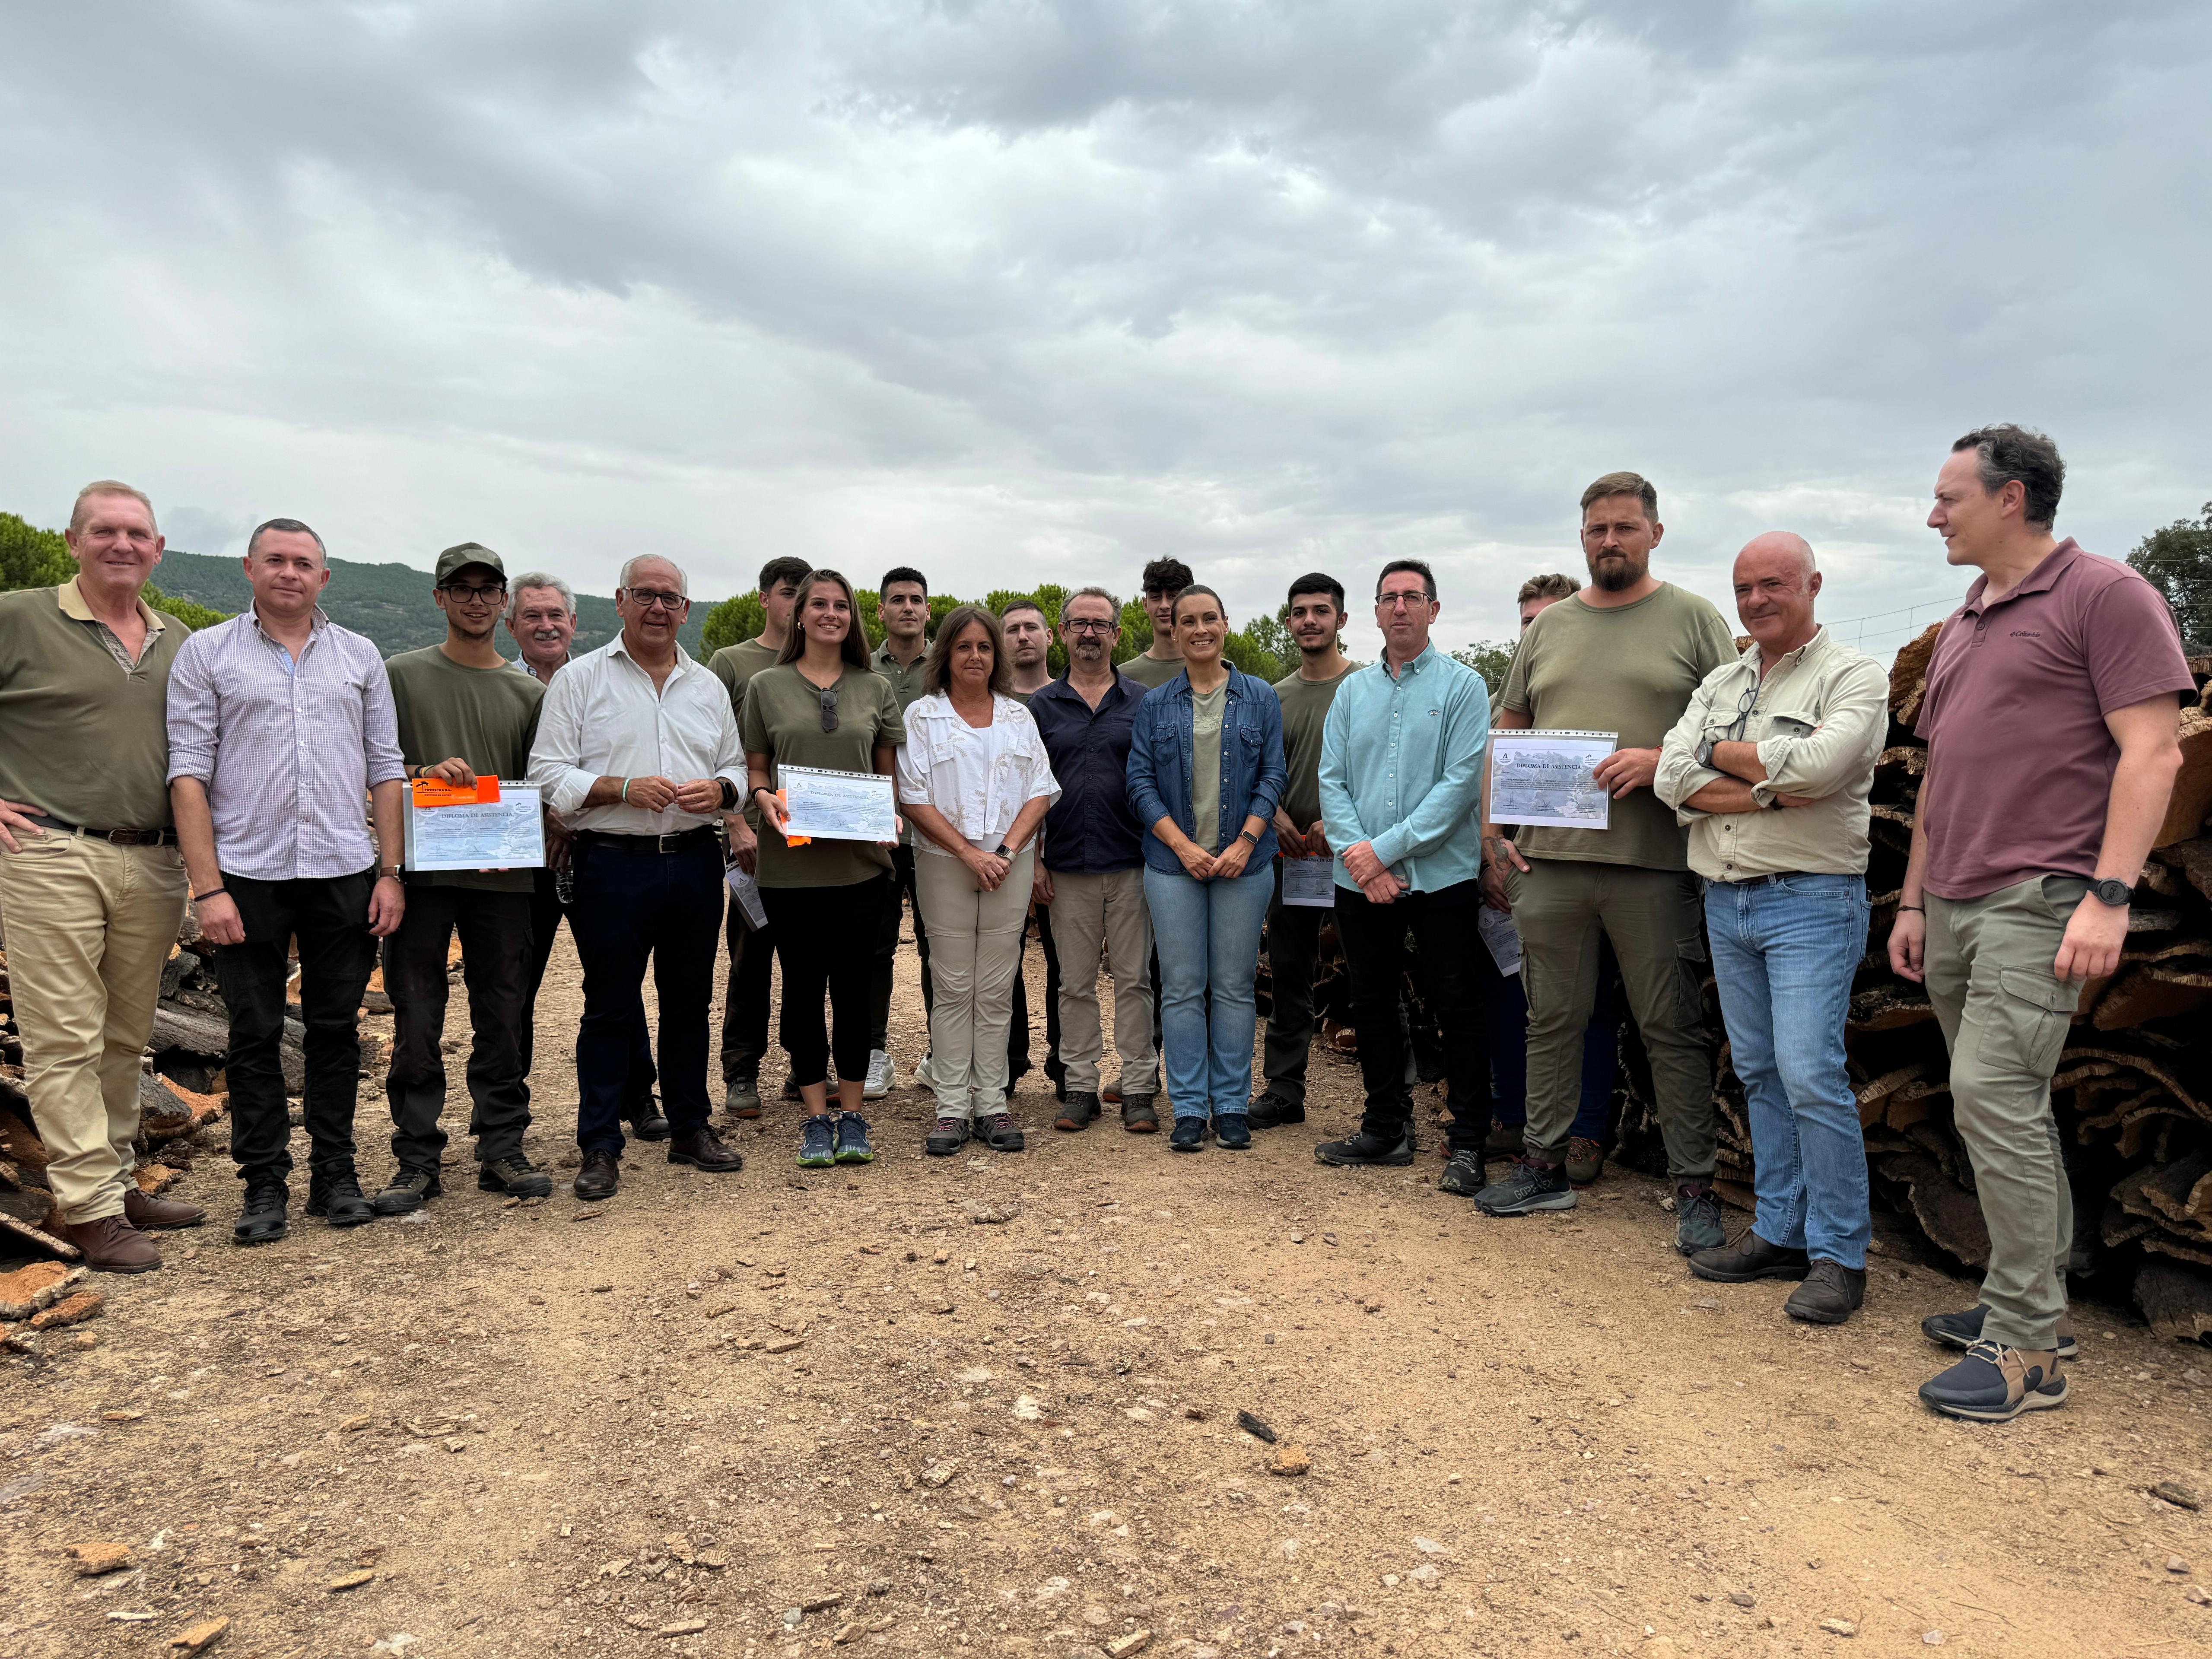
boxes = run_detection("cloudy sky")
[3,2,2206,657]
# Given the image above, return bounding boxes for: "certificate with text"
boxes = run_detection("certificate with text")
[1279,856,1336,908]
[1487,730,1617,832]
[778,766,899,844]
[403,783,547,872]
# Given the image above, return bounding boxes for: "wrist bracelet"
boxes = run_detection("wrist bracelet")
[619,777,632,804]
[192,887,227,904]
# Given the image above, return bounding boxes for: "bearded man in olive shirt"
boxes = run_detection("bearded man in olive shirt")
[374,543,553,1214]
[1477,471,1737,1252]
[0,481,204,1272]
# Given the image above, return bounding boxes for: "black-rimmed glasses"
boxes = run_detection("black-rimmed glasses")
[443,582,508,604]
[1065,618,1115,635]
[818,684,840,733]
[1717,683,1759,743]
[626,588,689,613]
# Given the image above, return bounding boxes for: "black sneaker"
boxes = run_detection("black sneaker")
[477,1153,553,1198]
[1437,1148,1485,1196]
[1922,1304,2079,1362]
[925,1116,971,1157]
[1213,1113,1252,1150]
[724,1076,763,1119]
[1473,1156,1576,1215]
[1246,1091,1306,1128]
[1674,1186,1726,1255]
[233,1176,290,1246]
[1168,1117,1206,1152]
[976,1112,1026,1154]
[373,1165,441,1215]
[1313,1128,1415,1168]
[305,1170,375,1227]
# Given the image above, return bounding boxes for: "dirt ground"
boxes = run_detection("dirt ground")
[4,913,2210,1659]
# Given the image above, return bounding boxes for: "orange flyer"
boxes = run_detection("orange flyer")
[410,776,502,808]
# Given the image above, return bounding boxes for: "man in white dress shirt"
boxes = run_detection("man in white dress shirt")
[527,555,748,1200]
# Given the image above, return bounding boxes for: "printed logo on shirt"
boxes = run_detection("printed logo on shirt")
[2009,629,2043,639]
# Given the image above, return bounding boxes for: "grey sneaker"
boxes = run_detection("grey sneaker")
[724,1076,763,1119]
[1437,1148,1485,1196]
[1474,1157,1576,1215]
[1674,1186,1726,1255]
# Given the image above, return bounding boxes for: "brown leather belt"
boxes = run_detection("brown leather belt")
[25,812,176,847]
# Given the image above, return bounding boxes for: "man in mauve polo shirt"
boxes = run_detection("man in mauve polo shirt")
[1892,424,2193,1424]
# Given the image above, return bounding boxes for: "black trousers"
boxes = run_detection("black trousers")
[719,887,776,1085]
[209,869,379,1184]
[1007,901,1062,1086]
[1261,862,1327,1106]
[382,885,534,1169]
[768,878,879,1087]
[521,868,657,1113]
[567,837,722,1154]
[869,844,931,1051]
[1333,877,1496,1153]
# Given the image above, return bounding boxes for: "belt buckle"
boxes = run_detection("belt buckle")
[657,832,684,854]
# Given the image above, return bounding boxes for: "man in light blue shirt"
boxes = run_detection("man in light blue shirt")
[1314,559,1499,1190]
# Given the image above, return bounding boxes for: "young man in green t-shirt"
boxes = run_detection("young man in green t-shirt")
[374,543,552,1214]
[1120,556,1195,690]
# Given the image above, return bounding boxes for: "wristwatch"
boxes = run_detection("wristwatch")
[1238,827,1260,847]
[994,843,1012,858]
[718,777,740,811]
[2090,878,2134,908]
[1695,736,1717,769]
[376,864,402,880]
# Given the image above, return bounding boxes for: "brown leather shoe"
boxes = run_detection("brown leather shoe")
[668,1125,744,1173]
[573,1149,620,1201]
[64,1214,163,1274]
[124,1189,207,1230]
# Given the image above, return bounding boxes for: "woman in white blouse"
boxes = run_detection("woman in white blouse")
[896,606,1061,1157]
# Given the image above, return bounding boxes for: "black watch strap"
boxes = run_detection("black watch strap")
[2090,877,2133,908]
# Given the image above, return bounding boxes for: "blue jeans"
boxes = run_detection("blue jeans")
[1704,873,1871,1268]
[1141,863,1273,1119]
[1483,931,1620,1142]
[568,836,725,1155]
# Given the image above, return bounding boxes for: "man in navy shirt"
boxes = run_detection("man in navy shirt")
[1027,586,1159,1134]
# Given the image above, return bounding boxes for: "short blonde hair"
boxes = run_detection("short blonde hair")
[70,480,157,535]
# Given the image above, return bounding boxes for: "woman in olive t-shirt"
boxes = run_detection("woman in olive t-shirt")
[740,569,906,1170]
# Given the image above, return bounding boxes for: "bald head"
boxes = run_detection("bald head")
[1732,531,1822,663]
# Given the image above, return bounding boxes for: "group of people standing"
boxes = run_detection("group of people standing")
[0,421,2193,1425]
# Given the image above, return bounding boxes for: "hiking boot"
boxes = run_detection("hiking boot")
[1921,1304,2079,1362]
[372,1165,442,1215]
[306,1169,375,1227]
[863,1050,896,1100]
[1918,1339,2067,1422]
[724,1076,763,1119]
[1565,1135,1606,1187]
[798,1116,837,1168]
[1785,1260,1866,1325]
[1213,1113,1252,1150]
[1675,1185,1726,1255]
[625,1095,671,1142]
[976,1112,1026,1154]
[1474,1156,1576,1215]
[1168,1117,1206,1152]
[1314,1128,1416,1168]
[233,1177,290,1245]
[122,1189,205,1230]
[1437,1148,1485,1196]
[669,1125,744,1173]
[1055,1091,1100,1132]
[1485,1118,1525,1160]
[834,1112,875,1164]
[1246,1091,1306,1129]
[925,1116,971,1157]
[1121,1094,1160,1134]
[1103,1081,1124,1106]
[1689,1230,1810,1284]
[65,1214,162,1274]
[477,1153,553,1198]
[572,1149,620,1201]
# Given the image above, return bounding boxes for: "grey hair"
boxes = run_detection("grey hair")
[1059,585,1122,627]
[247,517,327,563]
[505,571,576,625]
[618,554,688,594]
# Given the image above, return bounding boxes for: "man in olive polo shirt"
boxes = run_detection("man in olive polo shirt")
[1894,425,2193,1423]
[374,543,553,1214]
[868,565,933,1094]
[0,481,205,1272]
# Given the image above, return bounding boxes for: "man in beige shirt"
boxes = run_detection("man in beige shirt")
[1655,532,1888,1325]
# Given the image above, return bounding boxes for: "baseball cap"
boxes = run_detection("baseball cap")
[435,542,507,586]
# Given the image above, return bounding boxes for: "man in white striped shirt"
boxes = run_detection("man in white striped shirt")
[527,554,749,1200]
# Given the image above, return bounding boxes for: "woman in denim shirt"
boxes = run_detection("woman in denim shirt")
[1125,586,1287,1150]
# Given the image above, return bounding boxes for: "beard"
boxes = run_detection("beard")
[1587,549,1647,592]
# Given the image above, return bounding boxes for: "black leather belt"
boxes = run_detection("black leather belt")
[578,827,718,854]
[25,812,176,847]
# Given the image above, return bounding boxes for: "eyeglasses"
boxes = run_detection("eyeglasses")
[1064,618,1116,635]
[1376,590,1430,611]
[1717,683,1759,743]
[626,588,689,613]
[818,684,840,734]
[443,582,508,603]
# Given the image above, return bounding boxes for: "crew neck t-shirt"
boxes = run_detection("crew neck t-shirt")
[739,661,908,889]
[707,636,783,828]
[1121,652,1184,690]
[1190,679,1228,853]
[1498,582,1736,871]
[385,645,545,892]
[1272,662,1357,832]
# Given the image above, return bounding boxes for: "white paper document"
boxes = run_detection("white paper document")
[725,863,769,931]
[1280,856,1336,908]
[778,765,899,844]
[1478,905,1523,976]
[403,785,546,872]
[1487,729,1618,832]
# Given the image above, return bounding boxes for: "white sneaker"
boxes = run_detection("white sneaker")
[863,1049,896,1100]
[913,1053,939,1093]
